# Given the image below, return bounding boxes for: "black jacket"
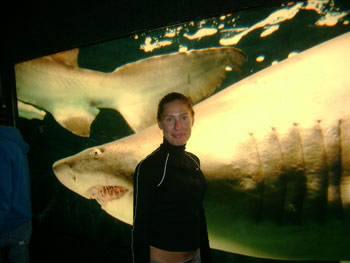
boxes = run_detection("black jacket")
[132,139,211,262]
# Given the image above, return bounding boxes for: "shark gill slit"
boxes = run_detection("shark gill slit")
[324,120,343,219]
[337,119,345,216]
[269,127,288,224]
[301,121,328,222]
[291,122,307,224]
[249,132,264,221]
[316,120,331,221]
[334,119,344,217]
[339,118,349,218]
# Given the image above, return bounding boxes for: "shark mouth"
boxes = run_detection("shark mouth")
[86,185,129,206]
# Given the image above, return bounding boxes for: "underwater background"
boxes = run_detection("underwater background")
[15,0,349,262]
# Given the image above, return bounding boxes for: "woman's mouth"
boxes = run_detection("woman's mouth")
[172,133,184,138]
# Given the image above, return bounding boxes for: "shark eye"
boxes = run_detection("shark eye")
[92,148,103,159]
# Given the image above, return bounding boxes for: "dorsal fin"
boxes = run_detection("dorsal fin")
[49,48,79,68]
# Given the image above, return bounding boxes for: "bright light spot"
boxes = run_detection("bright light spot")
[164,29,176,38]
[219,3,303,45]
[220,15,226,21]
[183,28,218,40]
[256,55,265,62]
[316,11,348,26]
[145,37,152,44]
[261,25,280,37]
[304,0,329,14]
[219,27,249,45]
[218,24,225,30]
[179,46,188,52]
[221,27,248,34]
[288,51,300,58]
[199,20,207,27]
[271,60,279,65]
[262,2,303,25]
[225,65,233,71]
[140,37,173,52]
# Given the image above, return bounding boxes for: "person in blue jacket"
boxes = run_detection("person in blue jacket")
[0,101,32,263]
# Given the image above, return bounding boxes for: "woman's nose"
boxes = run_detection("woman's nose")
[174,119,182,130]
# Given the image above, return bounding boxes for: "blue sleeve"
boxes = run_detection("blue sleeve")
[0,150,12,229]
[132,161,157,263]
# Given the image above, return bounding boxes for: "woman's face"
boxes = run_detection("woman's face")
[158,99,194,146]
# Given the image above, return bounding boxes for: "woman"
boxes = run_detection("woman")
[132,92,211,263]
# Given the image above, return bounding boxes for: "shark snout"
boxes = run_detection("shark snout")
[52,159,78,186]
[53,159,69,175]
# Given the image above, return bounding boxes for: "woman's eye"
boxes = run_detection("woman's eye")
[166,118,173,122]
[182,116,188,120]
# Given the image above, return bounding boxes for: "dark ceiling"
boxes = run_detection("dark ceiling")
[3,0,290,64]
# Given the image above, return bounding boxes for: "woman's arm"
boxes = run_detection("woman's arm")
[132,161,156,262]
[200,205,212,263]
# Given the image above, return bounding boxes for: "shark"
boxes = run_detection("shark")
[52,32,350,260]
[15,46,246,137]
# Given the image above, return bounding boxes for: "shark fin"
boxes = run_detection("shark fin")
[54,107,99,137]
[112,47,247,132]
[61,116,94,137]
[49,48,79,68]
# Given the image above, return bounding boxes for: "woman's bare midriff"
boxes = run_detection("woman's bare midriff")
[150,246,196,263]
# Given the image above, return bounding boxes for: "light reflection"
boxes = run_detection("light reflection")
[183,28,218,40]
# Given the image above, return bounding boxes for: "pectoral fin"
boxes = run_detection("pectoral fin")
[53,107,99,137]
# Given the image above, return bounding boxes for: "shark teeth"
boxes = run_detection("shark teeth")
[86,185,129,206]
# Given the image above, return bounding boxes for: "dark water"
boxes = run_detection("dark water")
[16,1,349,262]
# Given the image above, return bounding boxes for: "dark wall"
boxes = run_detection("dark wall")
[3,0,290,64]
